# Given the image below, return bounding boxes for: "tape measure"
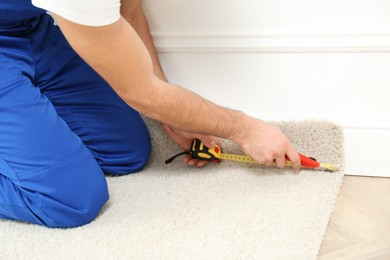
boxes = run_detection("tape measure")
[165,138,339,172]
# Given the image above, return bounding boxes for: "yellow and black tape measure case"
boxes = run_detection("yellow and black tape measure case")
[189,138,222,163]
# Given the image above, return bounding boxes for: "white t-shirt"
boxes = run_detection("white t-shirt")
[32,0,121,26]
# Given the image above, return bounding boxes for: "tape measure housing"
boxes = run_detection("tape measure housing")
[190,139,222,163]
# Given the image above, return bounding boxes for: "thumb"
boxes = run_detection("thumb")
[198,136,221,150]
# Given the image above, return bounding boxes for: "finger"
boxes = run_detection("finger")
[274,157,286,168]
[186,158,199,166]
[183,154,192,162]
[262,157,274,167]
[198,136,221,149]
[183,155,196,165]
[184,154,208,167]
[212,137,222,147]
[286,147,301,172]
[196,160,208,167]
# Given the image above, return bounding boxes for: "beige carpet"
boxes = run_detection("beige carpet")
[0,119,344,260]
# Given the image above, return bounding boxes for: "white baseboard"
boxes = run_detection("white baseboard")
[153,33,390,53]
[343,128,390,177]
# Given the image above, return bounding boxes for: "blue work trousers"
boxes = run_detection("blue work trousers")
[0,13,151,228]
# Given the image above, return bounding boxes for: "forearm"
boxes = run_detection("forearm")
[120,1,167,81]
[53,15,248,141]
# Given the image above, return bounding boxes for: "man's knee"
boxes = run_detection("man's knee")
[41,180,109,228]
[20,147,109,228]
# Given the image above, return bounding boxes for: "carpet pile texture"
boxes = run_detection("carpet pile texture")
[0,119,344,259]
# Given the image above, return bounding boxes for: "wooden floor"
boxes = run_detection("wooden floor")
[318,175,390,260]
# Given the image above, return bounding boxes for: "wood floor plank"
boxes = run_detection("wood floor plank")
[318,176,390,259]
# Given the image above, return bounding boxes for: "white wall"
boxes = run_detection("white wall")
[143,0,390,177]
[144,0,390,35]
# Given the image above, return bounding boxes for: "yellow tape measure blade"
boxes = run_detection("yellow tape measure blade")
[221,153,296,168]
[220,153,258,163]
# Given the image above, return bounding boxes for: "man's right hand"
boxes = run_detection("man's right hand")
[233,116,301,172]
